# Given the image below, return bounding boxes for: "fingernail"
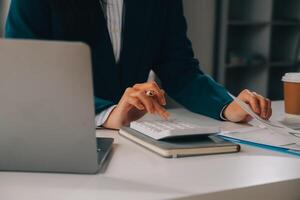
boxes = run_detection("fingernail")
[165,112,170,119]
[160,100,164,105]
[163,99,167,105]
[166,111,170,116]
[163,114,168,120]
[160,99,166,106]
[264,112,268,118]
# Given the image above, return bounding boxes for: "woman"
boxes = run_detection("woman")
[6,0,272,129]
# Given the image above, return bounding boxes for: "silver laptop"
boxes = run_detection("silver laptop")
[0,39,113,174]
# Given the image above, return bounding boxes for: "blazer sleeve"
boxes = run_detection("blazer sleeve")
[5,0,52,39]
[5,0,115,114]
[153,0,233,120]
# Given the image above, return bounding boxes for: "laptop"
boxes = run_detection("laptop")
[0,39,113,174]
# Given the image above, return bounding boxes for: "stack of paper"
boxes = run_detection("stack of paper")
[219,94,300,156]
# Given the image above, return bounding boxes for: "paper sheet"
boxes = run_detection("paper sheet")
[220,93,300,151]
[220,126,300,150]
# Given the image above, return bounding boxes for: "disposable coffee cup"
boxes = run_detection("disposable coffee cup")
[282,73,300,117]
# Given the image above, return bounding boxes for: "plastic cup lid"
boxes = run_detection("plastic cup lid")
[282,73,300,83]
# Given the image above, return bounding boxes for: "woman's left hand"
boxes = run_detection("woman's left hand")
[223,89,272,122]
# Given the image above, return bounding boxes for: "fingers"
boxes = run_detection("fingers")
[130,90,155,113]
[240,90,260,114]
[127,96,145,111]
[263,96,272,120]
[266,100,272,119]
[153,100,170,120]
[252,92,271,119]
[239,89,272,120]
[256,94,267,118]
[130,90,169,119]
[122,85,169,120]
[249,93,261,114]
[133,81,166,105]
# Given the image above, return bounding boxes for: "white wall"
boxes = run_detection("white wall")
[184,0,216,75]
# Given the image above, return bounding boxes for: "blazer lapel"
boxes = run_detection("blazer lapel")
[87,0,116,64]
[77,0,121,100]
[119,0,153,87]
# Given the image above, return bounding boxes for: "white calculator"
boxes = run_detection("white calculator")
[130,119,220,140]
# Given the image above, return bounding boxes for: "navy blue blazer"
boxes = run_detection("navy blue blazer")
[5,0,233,120]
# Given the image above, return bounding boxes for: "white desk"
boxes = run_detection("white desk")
[1,101,299,200]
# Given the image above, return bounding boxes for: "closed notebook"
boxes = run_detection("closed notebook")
[119,127,240,158]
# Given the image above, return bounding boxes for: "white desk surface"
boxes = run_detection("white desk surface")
[1,101,300,200]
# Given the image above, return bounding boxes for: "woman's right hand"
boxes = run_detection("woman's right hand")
[102,81,169,129]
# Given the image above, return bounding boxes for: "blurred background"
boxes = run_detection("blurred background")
[1,0,300,100]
